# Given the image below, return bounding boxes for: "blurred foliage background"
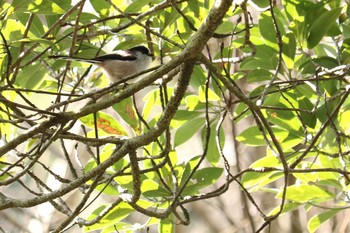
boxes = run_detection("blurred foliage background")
[1,0,350,232]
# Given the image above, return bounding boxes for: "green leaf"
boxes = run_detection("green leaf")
[258,10,285,50]
[265,106,300,132]
[94,183,119,196]
[142,89,158,120]
[198,85,221,102]
[2,19,25,41]
[236,126,265,146]
[215,21,234,34]
[250,155,281,168]
[247,68,272,83]
[79,112,128,136]
[84,200,156,232]
[288,12,306,45]
[322,79,339,96]
[143,88,174,119]
[308,209,340,233]
[259,11,277,46]
[339,110,350,132]
[240,45,278,70]
[242,171,283,189]
[181,166,224,195]
[268,202,302,216]
[171,110,203,128]
[282,32,296,69]
[277,184,334,203]
[192,167,223,189]
[292,169,319,184]
[188,0,200,18]
[202,122,224,165]
[285,0,299,22]
[251,0,269,8]
[180,156,201,194]
[16,0,66,14]
[84,203,134,232]
[236,126,289,146]
[0,160,10,182]
[14,37,54,46]
[15,63,45,89]
[189,64,207,89]
[90,0,110,16]
[341,38,350,63]
[298,97,316,128]
[97,222,133,233]
[159,218,174,233]
[185,95,205,111]
[124,0,151,13]
[141,179,170,198]
[263,92,302,133]
[298,57,329,74]
[316,98,340,124]
[307,8,342,49]
[174,117,205,147]
[112,157,128,173]
[112,97,140,134]
[173,110,203,121]
[14,14,45,37]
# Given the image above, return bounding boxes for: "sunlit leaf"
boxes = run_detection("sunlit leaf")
[282,32,296,69]
[258,10,285,50]
[276,184,334,203]
[20,0,66,14]
[250,155,281,168]
[84,203,134,232]
[268,202,302,216]
[236,126,289,146]
[90,0,111,16]
[185,95,206,111]
[141,179,171,198]
[159,218,173,233]
[308,209,340,233]
[14,37,54,46]
[198,85,221,102]
[123,0,151,12]
[242,171,283,189]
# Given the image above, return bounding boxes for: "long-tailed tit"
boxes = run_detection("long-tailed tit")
[49,45,154,82]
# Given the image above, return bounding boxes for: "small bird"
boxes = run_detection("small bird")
[49,45,154,82]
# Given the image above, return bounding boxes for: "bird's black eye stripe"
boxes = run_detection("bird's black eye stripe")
[93,54,137,61]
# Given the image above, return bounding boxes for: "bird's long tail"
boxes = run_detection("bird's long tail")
[48,55,102,64]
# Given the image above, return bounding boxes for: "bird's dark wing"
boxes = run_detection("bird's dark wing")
[93,53,137,62]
